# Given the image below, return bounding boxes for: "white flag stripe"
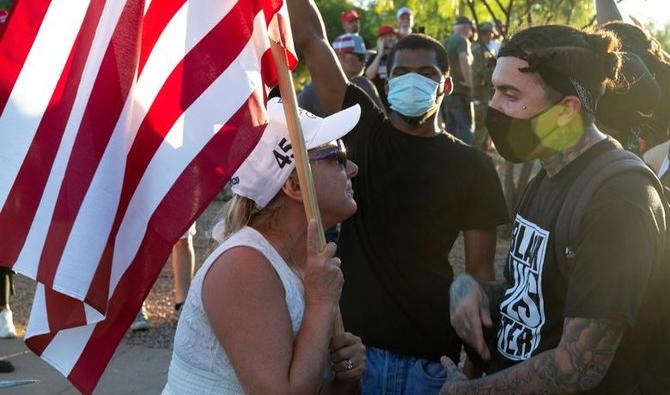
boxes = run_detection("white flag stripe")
[25,283,49,338]
[143,0,153,15]
[110,12,268,293]
[41,324,96,377]
[0,0,90,211]
[269,2,294,53]
[138,0,238,99]
[136,4,187,108]
[12,0,129,281]
[53,0,234,298]
[50,91,133,301]
[84,303,105,325]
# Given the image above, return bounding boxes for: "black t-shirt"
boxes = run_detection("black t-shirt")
[489,139,667,394]
[338,84,509,362]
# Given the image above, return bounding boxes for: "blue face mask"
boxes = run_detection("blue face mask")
[387,72,441,117]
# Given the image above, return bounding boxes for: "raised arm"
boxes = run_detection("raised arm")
[287,0,348,114]
[595,0,623,25]
[365,38,385,80]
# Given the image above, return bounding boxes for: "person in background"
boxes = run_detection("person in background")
[443,16,475,144]
[0,268,16,339]
[171,224,196,312]
[471,22,498,150]
[299,33,384,116]
[341,9,360,35]
[592,0,670,156]
[0,271,16,370]
[595,8,670,390]
[365,25,398,111]
[396,7,413,39]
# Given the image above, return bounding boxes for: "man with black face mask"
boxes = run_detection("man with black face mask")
[444,24,668,395]
[288,0,509,392]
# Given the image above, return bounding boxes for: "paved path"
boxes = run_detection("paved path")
[0,337,170,394]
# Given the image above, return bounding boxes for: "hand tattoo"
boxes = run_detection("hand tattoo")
[450,274,478,316]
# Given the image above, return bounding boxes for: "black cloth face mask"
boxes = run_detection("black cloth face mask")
[486,104,562,163]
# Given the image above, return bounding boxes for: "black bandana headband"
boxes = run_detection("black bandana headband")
[498,42,597,114]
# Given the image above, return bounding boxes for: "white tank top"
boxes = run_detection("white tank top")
[163,226,306,394]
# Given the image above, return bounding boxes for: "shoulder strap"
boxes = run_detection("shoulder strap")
[554,148,663,278]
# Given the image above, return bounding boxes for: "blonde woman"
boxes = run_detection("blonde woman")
[163,98,366,395]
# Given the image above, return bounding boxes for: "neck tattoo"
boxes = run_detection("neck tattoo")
[542,124,605,177]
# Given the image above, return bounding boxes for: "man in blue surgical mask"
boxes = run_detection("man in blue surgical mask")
[288,0,510,393]
[384,40,450,128]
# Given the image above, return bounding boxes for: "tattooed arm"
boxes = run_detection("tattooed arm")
[440,317,625,394]
[449,274,509,360]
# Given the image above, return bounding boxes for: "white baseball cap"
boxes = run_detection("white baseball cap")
[396,7,412,19]
[230,97,361,208]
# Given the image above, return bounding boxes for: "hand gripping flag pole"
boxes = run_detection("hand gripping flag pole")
[269,40,345,336]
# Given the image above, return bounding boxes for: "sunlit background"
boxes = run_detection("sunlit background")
[617,0,670,28]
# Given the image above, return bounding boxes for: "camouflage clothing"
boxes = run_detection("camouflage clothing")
[471,41,497,149]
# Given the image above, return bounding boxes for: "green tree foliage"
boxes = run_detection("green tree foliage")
[293,0,598,89]
[393,0,596,40]
[0,0,12,10]
[646,22,670,53]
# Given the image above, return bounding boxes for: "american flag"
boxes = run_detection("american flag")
[0,0,296,393]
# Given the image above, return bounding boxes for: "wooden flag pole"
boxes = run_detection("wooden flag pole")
[270,40,345,336]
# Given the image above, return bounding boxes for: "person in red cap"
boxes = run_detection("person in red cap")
[341,9,360,35]
[365,25,399,111]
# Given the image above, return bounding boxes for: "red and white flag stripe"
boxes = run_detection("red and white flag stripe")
[0,0,296,393]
